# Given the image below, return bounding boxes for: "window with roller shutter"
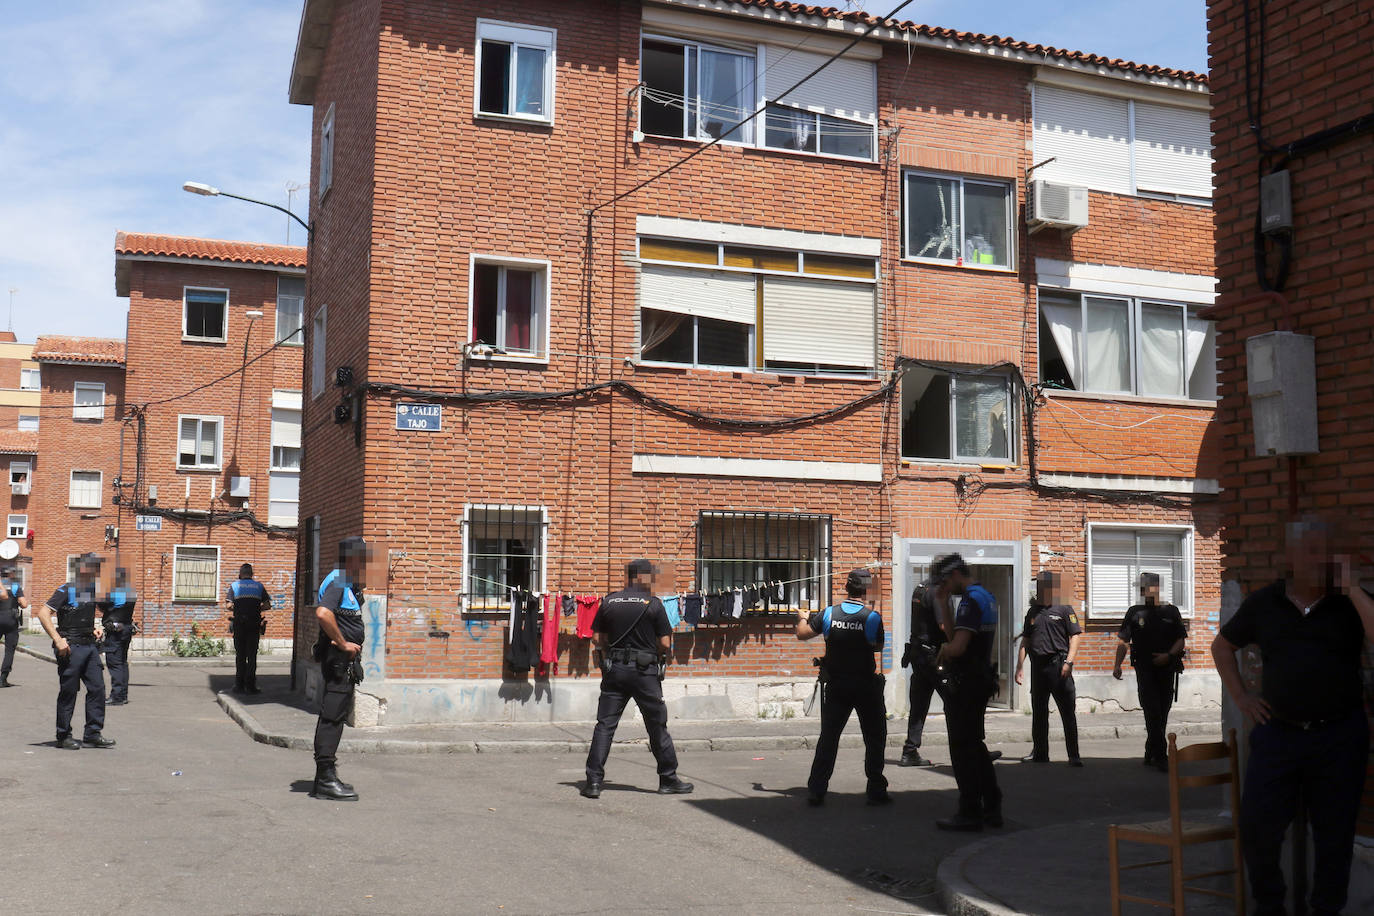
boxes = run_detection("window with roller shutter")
[1087,525,1193,618]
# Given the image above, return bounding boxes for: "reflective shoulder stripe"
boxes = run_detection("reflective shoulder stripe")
[820,606,833,636]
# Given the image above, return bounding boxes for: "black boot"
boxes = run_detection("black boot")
[310,764,358,800]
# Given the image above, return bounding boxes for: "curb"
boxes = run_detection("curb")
[937,836,1026,916]
[18,643,288,668]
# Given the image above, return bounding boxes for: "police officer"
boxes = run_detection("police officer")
[0,565,28,687]
[1015,570,1083,766]
[934,554,1001,831]
[226,563,271,694]
[101,567,137,705]
[582,559,693,799]
[899,575,949,768]
[1113,572,1186,771]
[1211,519,1373,916]
[34,554,115,749]
[797,568,890,807]
[310,537,368,801]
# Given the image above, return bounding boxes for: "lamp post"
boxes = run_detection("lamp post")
[183,181,311,238]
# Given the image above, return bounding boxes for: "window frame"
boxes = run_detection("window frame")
[68,470,102,509]
[902,170,1017,271]
[461,503,548,612]
[19,367,40,390]
[899,366,1018,466]
[176,415,224,471]
[182,286,230,343]
[172,544,221,603]
[466,254,552,363]
[759,100,877,163]
[311,304,327,400]
[7,514,26,539]
[1085,522,1194,619]
[319,103,334,199]
[9,461,31,494]
[474,20,557,125]
[72,382,105,421]
[276,275,306,346]
[1038,289,1219,402]
[637,308,755,372]
[17,414,37,431]
[695,510,833,613]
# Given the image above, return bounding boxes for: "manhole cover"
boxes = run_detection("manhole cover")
[852,866,936,901]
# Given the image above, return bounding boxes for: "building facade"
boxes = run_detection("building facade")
[0,332,40,597]
[289,0,1221,723]
[1207,0,1374,836]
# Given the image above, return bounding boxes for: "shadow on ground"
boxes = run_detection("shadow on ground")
[205,672,313,712]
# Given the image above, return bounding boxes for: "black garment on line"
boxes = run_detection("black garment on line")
[683,593,702,626]
[506,592,541,672]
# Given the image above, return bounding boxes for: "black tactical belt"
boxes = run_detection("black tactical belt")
[60,635,98,645]
[605,647,655,664]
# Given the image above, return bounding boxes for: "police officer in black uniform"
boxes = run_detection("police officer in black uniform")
[797,568,890,806]
[101,567,137,705]
[1113,572,1186,771]
[933,555,1001,831]
[899,575,949,767]
[34,554,115,749]
[582,559,693,799]
[1015,570,1083,766]
[226,563,271,694]
[0,565,28,688]
[310,537,368,801]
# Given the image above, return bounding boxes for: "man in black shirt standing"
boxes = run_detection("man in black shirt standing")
[582,559,692,799]
[34,554,116,749]
[0,564,29,688]
[900,576,950,768]
[310,537,369,801]
[1015,571,1083,766]
[1211,519,1373,916]
[797,568,889,806]
[1114,572,1187,771]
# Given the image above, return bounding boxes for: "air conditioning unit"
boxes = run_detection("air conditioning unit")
[1028,180,1089,233]
[229,477,251,498]
[11,481,29,496]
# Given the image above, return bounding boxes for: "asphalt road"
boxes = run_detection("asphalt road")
[0,651,1191,915]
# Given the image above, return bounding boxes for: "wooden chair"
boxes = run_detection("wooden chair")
[1108,729,1245,915]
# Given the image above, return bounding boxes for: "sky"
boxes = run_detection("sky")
[0,1,1208,343]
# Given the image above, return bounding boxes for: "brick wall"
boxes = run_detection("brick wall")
[1207,0,1374,837]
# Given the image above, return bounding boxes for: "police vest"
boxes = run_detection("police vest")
[56,586,99,638]
[105,588,138,625]
[820,600,880,678]
[952,584,999,679]
[0,579,20,615]
[229,578,267,616]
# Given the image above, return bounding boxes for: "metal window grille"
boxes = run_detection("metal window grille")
[696,511,832,612]
[173,547,219,601]
[466,506,545,607]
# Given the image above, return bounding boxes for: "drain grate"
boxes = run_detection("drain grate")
[852,866,937,901]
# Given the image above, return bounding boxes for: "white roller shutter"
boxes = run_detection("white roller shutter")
[271,408,302,449]
[765,46,876,123]
[762,277,874,368]
[640,266,756,325]
[1089,528,1136,616]
[1133,101,1213,199]
[1033,84,1132,195]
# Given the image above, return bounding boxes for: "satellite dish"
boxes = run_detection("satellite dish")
[0,540,18,560]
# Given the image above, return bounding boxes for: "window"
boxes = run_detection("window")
[697,511,831,612]
[17,414,37,431]
[184,288,228,342]
[476,20,555,122]
[641,37,755,144]
[276,276,305,345]
[904,172,1014,268]
[19,368,39,390]
[464,506,546,609]
[9,462,31,495]
[304,516,321,605]
[69,470,102,508]
[763,103,874,160]
[1088,525,1192,617]
[7,515,26,539]
[319,103,334,198]
[901,367,1015,463]
[311,305,327,399]
[173,545,220,602]
[1033,84,1213,200]
[1039,291,1217,400]
[270,393,302,526]
[469,258,548,358]
[73,382,105,421]
[637,238,877,374]
[177,416,222,469]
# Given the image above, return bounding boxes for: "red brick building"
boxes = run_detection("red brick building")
[0,333,41,599]
[1206,0,1374,836]
[288,0,1221,723]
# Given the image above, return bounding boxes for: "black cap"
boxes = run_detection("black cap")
[338,536,369,563]
[845,568,873,591]
[933,553,971,583]
[626,558,659,579]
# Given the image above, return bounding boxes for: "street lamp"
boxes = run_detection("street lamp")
[182,180,311,238]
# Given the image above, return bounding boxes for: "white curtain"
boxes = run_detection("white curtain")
[954,376,1010,460]
[699,49,751,142]
[1185,316,1216,400]
[1040,299,1082,389]
[1140,303,1185,398]
[1085,296,1131,392]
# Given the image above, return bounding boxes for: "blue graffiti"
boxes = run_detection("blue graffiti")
[464,618,490,641]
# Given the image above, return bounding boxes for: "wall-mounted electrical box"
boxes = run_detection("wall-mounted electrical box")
[1246,331,1318,456]
[229,477,251,498]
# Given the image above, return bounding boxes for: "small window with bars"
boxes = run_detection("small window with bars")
[173,545,220,602]
[697,511,832,612]
[464,505,546,610]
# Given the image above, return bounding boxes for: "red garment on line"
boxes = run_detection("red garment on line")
[538,593,559,675]
[575,595,600,639]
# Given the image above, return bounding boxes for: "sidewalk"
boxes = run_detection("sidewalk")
[217,676,1221,755]
[16,638,291,669]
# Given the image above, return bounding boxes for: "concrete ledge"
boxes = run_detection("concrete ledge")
[937,835,1024,916]
[18,642,289,668]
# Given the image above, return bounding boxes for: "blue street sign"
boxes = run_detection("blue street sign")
[135,515,162,532]
[396,402,442,431]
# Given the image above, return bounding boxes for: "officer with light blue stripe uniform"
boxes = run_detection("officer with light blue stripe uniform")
[225,563,271,694]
